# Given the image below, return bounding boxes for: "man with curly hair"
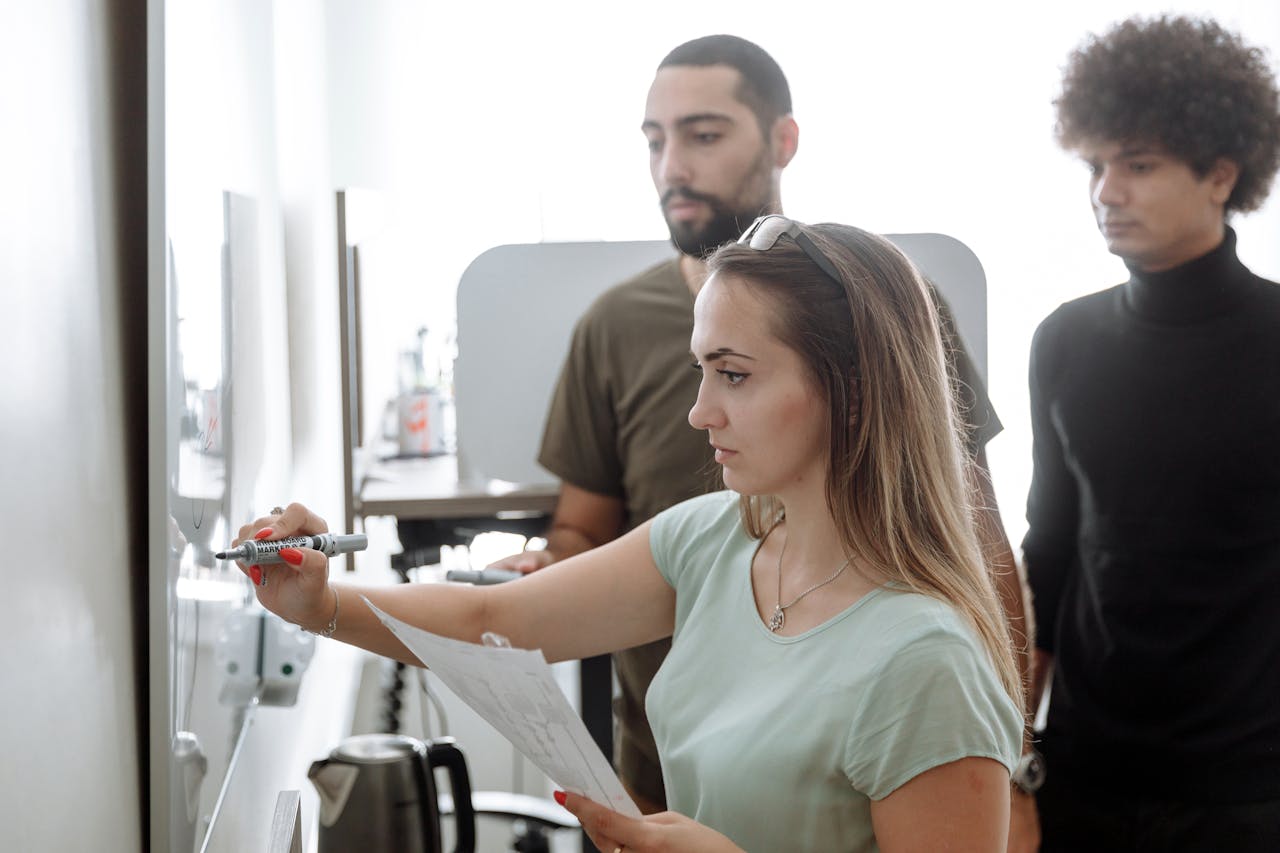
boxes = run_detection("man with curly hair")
[1023,14,1280,852]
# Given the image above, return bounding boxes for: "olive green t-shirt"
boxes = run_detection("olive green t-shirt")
[538,258,1002,805]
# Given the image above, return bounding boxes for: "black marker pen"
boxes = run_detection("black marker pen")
[215,533,369,565]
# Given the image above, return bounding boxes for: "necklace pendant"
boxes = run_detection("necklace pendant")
[767,605,785,632]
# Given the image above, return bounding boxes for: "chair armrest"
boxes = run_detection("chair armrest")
[439,790,581,832]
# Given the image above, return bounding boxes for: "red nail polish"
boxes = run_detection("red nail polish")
[279,548,303,566]
[255,527,274,540]
[249,565,261,585]
[553,790,566,806]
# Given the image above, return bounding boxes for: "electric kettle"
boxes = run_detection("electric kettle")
[309,733,475,853]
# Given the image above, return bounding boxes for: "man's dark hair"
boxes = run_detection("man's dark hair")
[1054,14,1280,213]
[658,34,792,137]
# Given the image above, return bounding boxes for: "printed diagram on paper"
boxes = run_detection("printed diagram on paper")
[364,598,640,818]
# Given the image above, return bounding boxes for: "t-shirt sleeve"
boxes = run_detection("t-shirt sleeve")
[930,283,1003,456]
[648,491,737,590]
[1021,314,1080,654]
[537,305,625,497]
[843,634,1022,801]
[647,491,744,640]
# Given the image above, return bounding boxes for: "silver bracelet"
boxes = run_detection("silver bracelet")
[307,587,340,638]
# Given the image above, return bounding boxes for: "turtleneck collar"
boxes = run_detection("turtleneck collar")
[1122,227,1256,323]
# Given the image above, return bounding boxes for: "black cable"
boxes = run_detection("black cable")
[381,556,416,733]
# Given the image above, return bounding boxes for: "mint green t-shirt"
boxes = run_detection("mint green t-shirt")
[647,491,1022,853]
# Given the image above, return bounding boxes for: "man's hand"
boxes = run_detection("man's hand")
[488,482,626,573]
[488,548,555,574]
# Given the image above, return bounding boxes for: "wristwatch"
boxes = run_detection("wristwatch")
[1011,748,1046,795]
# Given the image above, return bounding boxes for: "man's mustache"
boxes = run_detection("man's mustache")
[660,187,723,209]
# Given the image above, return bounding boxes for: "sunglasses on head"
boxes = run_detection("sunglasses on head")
[737,214,843,285]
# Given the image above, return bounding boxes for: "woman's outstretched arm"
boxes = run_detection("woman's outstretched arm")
[235,503,676,666]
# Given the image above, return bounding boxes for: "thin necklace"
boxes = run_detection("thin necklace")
[767,527,854,633]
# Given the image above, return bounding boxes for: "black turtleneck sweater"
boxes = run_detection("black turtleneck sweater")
[1023,228,1280,802]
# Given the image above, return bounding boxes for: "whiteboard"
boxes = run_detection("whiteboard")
[158,191,269,853]
[453,234,987,488]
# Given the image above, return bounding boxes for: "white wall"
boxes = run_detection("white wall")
[165,0,296,517]
[0,3,142,850]
[275,0,345,524]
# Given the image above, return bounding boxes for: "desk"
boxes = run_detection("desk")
[359,453,558,520]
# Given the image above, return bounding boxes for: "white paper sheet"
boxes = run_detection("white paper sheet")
[364,598,641,818]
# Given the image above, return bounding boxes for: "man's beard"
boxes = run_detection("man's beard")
[661,188,768,259]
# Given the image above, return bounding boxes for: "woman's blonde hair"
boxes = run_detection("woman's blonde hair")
[706,223,1024,710]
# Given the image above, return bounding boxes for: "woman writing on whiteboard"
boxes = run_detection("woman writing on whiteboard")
[238,217,1024,853]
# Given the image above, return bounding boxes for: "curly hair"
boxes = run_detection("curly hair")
[1054,15,1280,213]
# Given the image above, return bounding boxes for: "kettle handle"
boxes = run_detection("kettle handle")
[426,738,475,853]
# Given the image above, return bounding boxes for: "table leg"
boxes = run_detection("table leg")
[578,653,612,853]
